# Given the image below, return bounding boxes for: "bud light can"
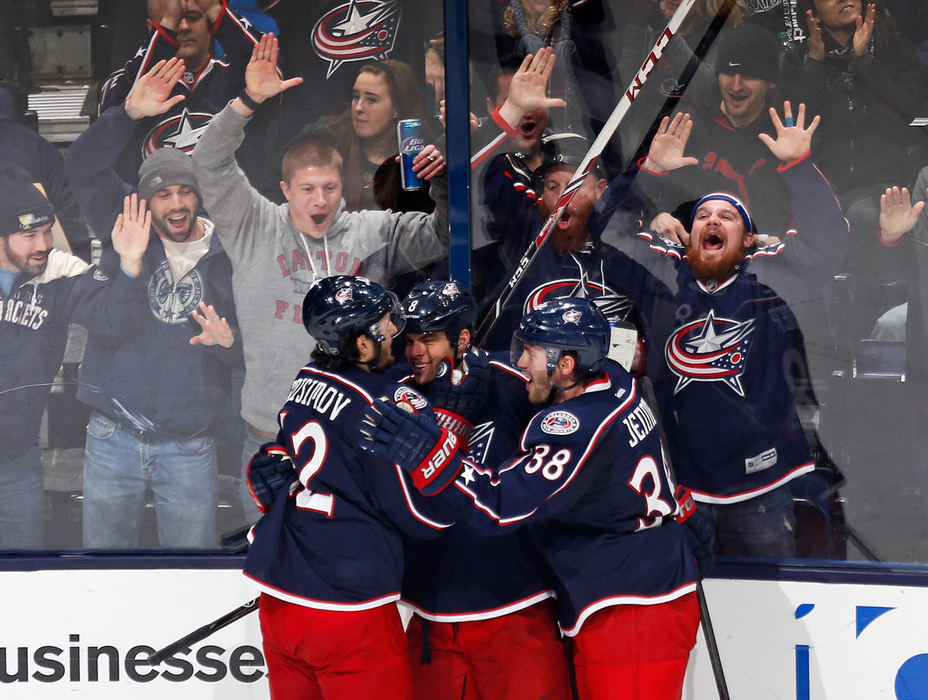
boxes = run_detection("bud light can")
[397,119,426,191]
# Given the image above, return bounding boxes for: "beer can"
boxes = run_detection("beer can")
[397,119,426,191]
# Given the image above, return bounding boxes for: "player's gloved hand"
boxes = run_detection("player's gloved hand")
[358,398,462,495]
[246,442,295,513]
[675,485,715,577]
[425,350,494,448]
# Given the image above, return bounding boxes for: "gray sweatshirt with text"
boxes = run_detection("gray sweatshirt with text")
[193,104,448,432]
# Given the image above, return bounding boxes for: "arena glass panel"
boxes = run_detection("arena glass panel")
[464,0,928,567]
[2,0,928,571]
[0,0,446,553]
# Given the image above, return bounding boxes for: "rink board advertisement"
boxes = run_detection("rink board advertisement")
[1,563,927,698]
[0,566,269,699]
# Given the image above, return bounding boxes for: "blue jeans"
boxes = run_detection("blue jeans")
[705,485,796,558]
[83,412,217,548]
[0,445,44,549]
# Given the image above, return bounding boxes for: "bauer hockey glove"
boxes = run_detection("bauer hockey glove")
[425,349,494,449]
[246,442,296,513]
[358,398,462,495]
[675,485,715,577]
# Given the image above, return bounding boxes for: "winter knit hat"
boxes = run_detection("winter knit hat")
[690,192,755,233]
[715,24,780,83]
[0,165,55,236]
[137,148,200,202]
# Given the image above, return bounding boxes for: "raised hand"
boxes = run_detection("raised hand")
[190,301,235,347]
[805,10,825,61]
[642,112,699,174]
[125,57,187,120]
[241,33,303,107]
[879,186,925,246]
[758,101,820,164]
[853,3,876,57]
[111,194,151,277]
[497,47,567,129]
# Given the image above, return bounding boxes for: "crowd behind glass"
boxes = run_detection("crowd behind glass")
[3,0,928,564]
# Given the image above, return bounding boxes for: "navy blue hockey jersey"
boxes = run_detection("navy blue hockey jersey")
[99,6,269,189]
[601,155,848,503]
[444,367,697,634]
[244,365,452,610]
[394,356,555,621]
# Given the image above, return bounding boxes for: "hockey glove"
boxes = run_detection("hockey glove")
[425,349,494,449]
[675,485,715,577]
[358,398,462,495]
[246,442,295,513]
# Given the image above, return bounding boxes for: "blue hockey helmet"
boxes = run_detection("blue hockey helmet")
[512,298,610,374]
[401,280,475,347]
[302,275,403,357]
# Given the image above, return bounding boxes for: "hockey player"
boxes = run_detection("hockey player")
[191,34,449,522]
[601,102,848,557]
[0,171,149,548]
[360,298,702,700]
[243,275,459,699]
[393,280,570,700]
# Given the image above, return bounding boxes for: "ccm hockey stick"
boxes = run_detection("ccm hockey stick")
[474,0,728,343]
[149,597,259,665]
[638,376,730,700]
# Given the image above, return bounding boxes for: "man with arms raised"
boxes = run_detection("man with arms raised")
[192,34,448,521]
[602,102,847,556]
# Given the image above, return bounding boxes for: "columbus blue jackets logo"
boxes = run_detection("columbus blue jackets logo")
[523,279,633,324]
[312,0,402,78]
[540,410,580,435]
[665,310,756,396]
[148,260,204,324]
[142,109,212,157]
[393,387,428,411]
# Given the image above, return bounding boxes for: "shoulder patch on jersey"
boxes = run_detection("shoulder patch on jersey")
[393,386,428,411]
[540,410,580,435]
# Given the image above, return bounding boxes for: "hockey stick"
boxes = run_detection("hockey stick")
[149,597,259,665]
[638,376,731,700]
[474,0,732,344]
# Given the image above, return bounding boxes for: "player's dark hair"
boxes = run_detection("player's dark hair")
[311,328,366,370]
[558,350,606,386]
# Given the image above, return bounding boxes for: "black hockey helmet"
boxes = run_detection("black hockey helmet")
[512,297,610,374]
[401,280,475,348]
[302,275,403,357]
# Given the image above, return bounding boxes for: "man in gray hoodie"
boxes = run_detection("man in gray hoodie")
[192,34,449,519]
